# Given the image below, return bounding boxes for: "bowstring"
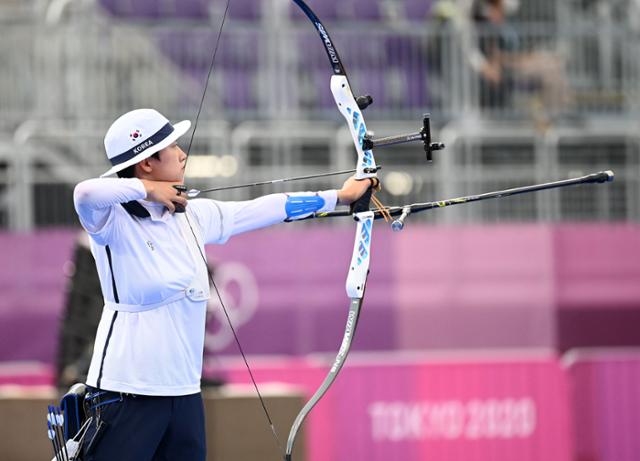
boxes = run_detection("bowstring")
[184,212,285,457]
[181,0,285,457]
[184,0,229,164]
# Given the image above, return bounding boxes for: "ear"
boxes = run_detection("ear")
[137,157,155,175]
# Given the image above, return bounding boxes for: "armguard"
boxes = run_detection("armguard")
[285,194,326,220]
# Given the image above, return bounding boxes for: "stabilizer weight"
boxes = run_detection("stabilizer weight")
[391,206,411,232]
[356,95,373,110]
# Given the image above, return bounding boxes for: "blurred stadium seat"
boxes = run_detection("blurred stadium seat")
[0,0,637,226]
[404,0,434,21]
[99,0,210,19]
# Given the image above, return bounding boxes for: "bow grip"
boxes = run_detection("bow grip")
[349,179,377,215]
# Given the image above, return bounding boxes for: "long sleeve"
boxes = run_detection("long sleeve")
[233,190,338,233]
[73,178,147,243]
[188,190,338,244]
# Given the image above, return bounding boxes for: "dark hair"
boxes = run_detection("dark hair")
[472,0,502,21]
[116,152,160,178]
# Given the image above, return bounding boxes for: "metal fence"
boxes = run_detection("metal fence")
[2,1,639,122]
[0,0,638,230]
[4,118,637,230]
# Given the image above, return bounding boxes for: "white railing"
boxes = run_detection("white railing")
[2,118,638,230]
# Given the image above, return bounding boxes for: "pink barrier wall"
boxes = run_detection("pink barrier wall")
[1,224,639,363]
[217,352,573,461]
[0,362,53,386]
[394,225,557,350]
[5,349,640,461]
[554,226,640,309]
[0,230,76,364]
[564,349,640,461]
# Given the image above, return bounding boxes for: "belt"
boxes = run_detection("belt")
[103,286,209,313]
[85,389,124,412]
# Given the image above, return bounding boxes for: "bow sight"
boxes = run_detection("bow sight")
[362,113,446,162]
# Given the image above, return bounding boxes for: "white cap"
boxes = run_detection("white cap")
[101,108,191,177]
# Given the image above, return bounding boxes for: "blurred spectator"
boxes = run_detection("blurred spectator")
[55,232,103,390]
[432,0,459,21]
[469,0,571,117]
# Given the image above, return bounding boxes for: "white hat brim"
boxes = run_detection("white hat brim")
[100,120,192,177]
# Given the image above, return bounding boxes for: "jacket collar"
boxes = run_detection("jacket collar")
[121,201,151,218]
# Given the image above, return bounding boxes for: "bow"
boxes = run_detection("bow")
[180,1,386,457]
[283,2,381,458]
[182,1,394,457]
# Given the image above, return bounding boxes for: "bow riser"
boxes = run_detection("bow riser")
[330,75,377,179]
[346,211,373,298]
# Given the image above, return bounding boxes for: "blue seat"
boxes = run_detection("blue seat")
[222,70,258,109]
[99,0,210,19]
[156,30,259,70]
[155,29,260,110]
[289,0,384,22]
[384,36,431,108]
[347,0,382,21]
[289,0,340,22]
[404,0,434,21]
[226,0,262,20]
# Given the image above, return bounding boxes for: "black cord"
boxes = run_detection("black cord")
[179,1,285,456]
[184,0,231,162]
[183,212,285,457]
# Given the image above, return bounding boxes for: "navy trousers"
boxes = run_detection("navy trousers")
[82,390,206,461]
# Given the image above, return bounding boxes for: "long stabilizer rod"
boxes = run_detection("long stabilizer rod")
[304,170,614,223]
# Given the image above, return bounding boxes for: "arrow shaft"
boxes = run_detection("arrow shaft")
[188,169,359,197]
[304,170,615,220]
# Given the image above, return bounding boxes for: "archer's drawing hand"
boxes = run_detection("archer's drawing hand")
[337,175,380,205]
[140,179,188,213]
